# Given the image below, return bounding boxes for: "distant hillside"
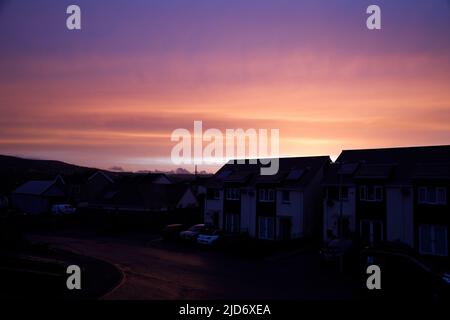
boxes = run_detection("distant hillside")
[0,154,212,194]
[0,155,99,194]
[0,155,96,175]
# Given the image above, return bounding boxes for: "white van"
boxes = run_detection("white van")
[51,204,76,215]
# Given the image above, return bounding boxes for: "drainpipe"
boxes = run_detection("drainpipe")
[337,161,344,239]
[337,161,344,273]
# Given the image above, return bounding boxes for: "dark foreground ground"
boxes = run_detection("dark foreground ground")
[23,232,359,300]
[0,242,123,299]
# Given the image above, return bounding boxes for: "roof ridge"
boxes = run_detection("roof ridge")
[342,145,450,152]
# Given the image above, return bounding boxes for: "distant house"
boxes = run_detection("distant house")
[204,157,331,240]
[142,173,172,185]
[58,171,94,204]
[90,173,197,213]
[53,170,115,206]
[85,171,114,202]
[12,177,66,215]
[168,173,212,217]
[323,145,450,257]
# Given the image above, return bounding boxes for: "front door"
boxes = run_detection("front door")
[278,218,291,241]
[225,213,240,233]
[259,217,275,240]
[360,219,383,246]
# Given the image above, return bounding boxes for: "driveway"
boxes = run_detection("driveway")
[28,234,358,300]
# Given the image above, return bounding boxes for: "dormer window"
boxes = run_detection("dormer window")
[286,169,304,181]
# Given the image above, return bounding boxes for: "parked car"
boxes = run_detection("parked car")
[179,224,210,242]
[197,229,223,246]
[358,246,450,301]
[161,224,185,241]
[51,204,76,215]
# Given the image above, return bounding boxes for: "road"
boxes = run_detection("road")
[28,234,358,300]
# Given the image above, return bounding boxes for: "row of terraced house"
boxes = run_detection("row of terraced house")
[203,145,450,257]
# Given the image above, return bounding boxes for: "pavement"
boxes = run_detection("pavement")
[27,233,359,300]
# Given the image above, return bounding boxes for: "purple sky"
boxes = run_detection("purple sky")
[0,0,449,172]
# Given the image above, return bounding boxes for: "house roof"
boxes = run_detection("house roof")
[59,171,97,184]
[112,172,171,185]
[323,145,450,185]
[414,163,450,179]
[14,180,57,195]
[96,179,191,210]
[168,174,212,184]
[354,164,395,179]
[88,171,114,183]
[206,156,331,189]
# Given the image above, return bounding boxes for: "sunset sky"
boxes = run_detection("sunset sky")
[0,0,449,172]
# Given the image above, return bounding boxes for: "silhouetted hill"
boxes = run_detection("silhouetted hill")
[0,155,95,175]
[0,154,212,194]
[0,155,98,194]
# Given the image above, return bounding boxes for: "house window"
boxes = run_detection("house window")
[438,188,447,204]
[419,224,448,256]
[259,217,275,240]
[259,189,275,202]
[360,186,366,200]
[225,213,240,233]
[225,188,240,200]
[418,187,447,205]
[72,185,81,194]
[207,188,220,200]
[360,186,383,202]
[282,190,290,203]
